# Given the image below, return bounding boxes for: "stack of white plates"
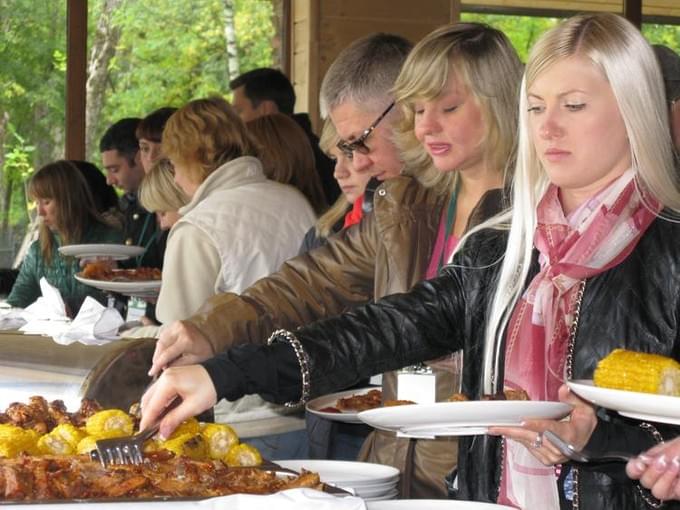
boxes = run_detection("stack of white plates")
[277,459,400,501]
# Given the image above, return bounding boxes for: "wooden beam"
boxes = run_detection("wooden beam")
[281,0,292,78]
[451,0,462,22]
[623,0,642,28]
[65,0,87,161]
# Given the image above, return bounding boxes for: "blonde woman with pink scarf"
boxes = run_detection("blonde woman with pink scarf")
[140,13,680,509]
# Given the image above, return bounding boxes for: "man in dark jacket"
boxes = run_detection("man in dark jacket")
[229,68,340,204]
[100,118,165,320]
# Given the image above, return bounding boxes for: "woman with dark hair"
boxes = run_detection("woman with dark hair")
[6,160,122,314]
[137,107,177,173]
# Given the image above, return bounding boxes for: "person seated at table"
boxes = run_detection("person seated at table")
[6,160,122,315]
[137,107,177,173]
[139,158,188,233]
[246,113,328,215]
[298,119,373,254]
[140,13,680,510]
[155,96,316,324]
[156,96,316,459]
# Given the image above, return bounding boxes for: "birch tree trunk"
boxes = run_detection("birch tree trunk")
[223,0,239,82]
[0,111,10,232]
[85,0,123,158]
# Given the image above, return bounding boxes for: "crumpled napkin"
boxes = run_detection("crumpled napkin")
[0,303,27,331]
[52,296,124,345]
[19,278,71,335]
[18,278,124,344]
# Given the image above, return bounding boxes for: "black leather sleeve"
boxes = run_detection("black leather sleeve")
[201,268,468,405]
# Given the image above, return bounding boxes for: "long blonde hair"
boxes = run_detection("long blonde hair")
[479,13,680,392]
[392,22,523,192]
[315,120,351,238]
[139,159,188,213]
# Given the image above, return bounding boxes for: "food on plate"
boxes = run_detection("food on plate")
[224,443,263,467]
[37,424,85,455]
[383,399,417,407]
[82,261,162,281]
[0,397,261,467]
[85,409,135,437]
[0,396,102,434]
[448,388,531,402]
[0,450,322,500]
[593,348,680,396]
[201,423,239,459]
[336,389,382,412]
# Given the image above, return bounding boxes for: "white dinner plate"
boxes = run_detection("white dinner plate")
[367,500,516,510]
[358,400,572,436]
[59,243,145,260]
[306,386,381,423]
[361,488,399,501]
[567,379,680,425]
[75,273,161,298]
[276,459,399,486]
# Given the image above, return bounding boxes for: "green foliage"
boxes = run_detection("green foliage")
[461,13,560,62]
[95,0,275,150]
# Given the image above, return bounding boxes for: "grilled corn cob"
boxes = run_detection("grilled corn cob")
[0,425,40,457]
[167,417,201,440]
[37,424,85,455]
[85,409,134,437]
[224,443,262,467]
[159,432,207,460]
[593,349,680,395]
[200,423,239,460]
[75,435,98,455]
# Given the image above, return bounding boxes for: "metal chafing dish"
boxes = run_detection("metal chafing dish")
[0,331,155,412]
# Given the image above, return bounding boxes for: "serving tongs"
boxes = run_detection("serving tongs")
[91,396,180,468]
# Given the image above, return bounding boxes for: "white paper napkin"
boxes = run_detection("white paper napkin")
[19,278,71,334]
[0,488,367,510]
[52,297,124,345]
[17,278,124,344]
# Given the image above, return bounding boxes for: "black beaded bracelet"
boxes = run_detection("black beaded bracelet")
[267,329,311,407]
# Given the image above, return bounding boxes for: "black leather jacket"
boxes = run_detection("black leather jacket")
[204,215,680,510]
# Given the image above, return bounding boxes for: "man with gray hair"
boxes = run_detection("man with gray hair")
[147,33,462,498]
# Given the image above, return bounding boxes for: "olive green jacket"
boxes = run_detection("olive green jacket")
[7,222,122,313]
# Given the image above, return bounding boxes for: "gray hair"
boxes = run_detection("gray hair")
[319,33,412,118]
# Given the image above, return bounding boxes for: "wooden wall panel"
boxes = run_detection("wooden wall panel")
[291,0,454,131]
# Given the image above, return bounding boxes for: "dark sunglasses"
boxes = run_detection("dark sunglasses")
[336,102,395,160]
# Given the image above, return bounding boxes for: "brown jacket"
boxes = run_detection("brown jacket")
[187,175,505,497]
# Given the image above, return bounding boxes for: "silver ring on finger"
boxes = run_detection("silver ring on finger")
[532,432,544,449]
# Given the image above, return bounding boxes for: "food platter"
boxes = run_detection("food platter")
[58,244,145,261]
[358,401,572,437]
[306,387,381,423]
[74,273,161,298]
[567,379,680,425]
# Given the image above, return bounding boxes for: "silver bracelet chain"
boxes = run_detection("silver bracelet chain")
[267,329,311,408]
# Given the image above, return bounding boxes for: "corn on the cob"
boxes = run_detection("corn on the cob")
[85,409,134,437]
[159,432,207,460]
[224,443,262,467]
[37,424,85,455]
[200,423,239,460]
[593,349,680,395]
[0,426,40,458]
[76,435,98,455]
[167,417,201,440]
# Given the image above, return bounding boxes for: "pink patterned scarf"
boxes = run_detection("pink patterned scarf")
[498,169,660,508]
